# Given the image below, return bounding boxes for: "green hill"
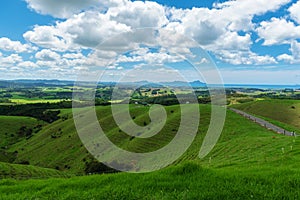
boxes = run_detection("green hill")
[9,105,198,174]
[0,162,69,179]
[1,102,300,198]
[0,116,42,148]
[8,103,300,174]
[0,116,44,163]
[231,99,300,132]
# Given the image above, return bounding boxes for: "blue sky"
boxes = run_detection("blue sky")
[0,0,299,84]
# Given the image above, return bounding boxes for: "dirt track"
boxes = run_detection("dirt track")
[229,108,297,137]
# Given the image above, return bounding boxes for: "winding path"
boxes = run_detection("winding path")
[229,108,297,137]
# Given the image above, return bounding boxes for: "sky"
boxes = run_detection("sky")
[0,0,300,84]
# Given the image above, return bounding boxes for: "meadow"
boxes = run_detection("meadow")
[0,85,300,199]
[0,163,300,199]
[232,99,300,132]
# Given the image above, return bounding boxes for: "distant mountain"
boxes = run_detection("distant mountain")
[0,79,75,87]
[160,80,206,88]
[14,79,74,86]
[0,79,207,88]
[189,80,207,87]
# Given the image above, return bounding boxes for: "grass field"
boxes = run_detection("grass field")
[0,162,300,199]
[7,103,300,173]
[231,99,300,132]
[10,99,67,104]
[0,162,69,180]
[0,116,42,148]
[1,102,300,198]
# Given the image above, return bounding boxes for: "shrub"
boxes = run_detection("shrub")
[84,160,119,174]
[18,160,30,165]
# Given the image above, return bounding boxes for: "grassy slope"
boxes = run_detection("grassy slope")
[0,116,41,148]
[0,116,44,163]
[2,103,300,198]
[0,162,69,179]
[9,110,88,174]
[9,104,300,173]
[9,105,198,174]
[231,99,300,132]
[0,162,300,199]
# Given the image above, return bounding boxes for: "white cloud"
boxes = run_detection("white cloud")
[24,0,118,18]
[277,40,300,63]
[208,31,252,51]
[288,0,300,24]
[24,11,131,52]
[117,48,183,64]
[58,11,130,48]
[0,54,23,65]
[14,0,297,79]
[169,0,291,41]
[0,37,36,53]
[166,0,289,64]
[17,61,39,68]
[216,50,277,65]
[214,0,291,30]
[23,25,71,52]
[277,53,294,62]
[256,18,300,45]
[108,1,168,28]
[291,40,300,60]
[35,49,61,61]
[62,52,84,59]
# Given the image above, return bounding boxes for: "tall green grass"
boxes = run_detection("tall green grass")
[1,102,300,199]
[0,162,299,199]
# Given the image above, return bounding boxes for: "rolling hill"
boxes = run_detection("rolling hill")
[1,102,300,198]
[231,99,300,132]
[5,103,300,174]
[0,116,42,148]
[0,161,69,179]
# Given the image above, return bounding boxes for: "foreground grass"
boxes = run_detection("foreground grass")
[0,162,299,199]
[2,102,300,199]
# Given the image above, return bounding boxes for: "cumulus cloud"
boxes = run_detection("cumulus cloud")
[277,40,300,63]
[17,61,39,68]
[166,0,290,63]
[117,51,183,64]
[215,50,277,65]
[0,54,23,65]
[23,25,71,52]
[108,1,168,28]
[24,11,131,51]
[59,11,130,48]
[0,37,36,53]
[35,49,61,61]
[62,52,85,59]
[24,0,118,18]
[256,18,300,45]
[3,0,297,80]
[288,0,300,24]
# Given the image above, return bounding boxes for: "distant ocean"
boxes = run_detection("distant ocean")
[223,84,300,89]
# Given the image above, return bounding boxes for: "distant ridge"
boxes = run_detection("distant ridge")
[2,79,298,89]
[0,79,207,88]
